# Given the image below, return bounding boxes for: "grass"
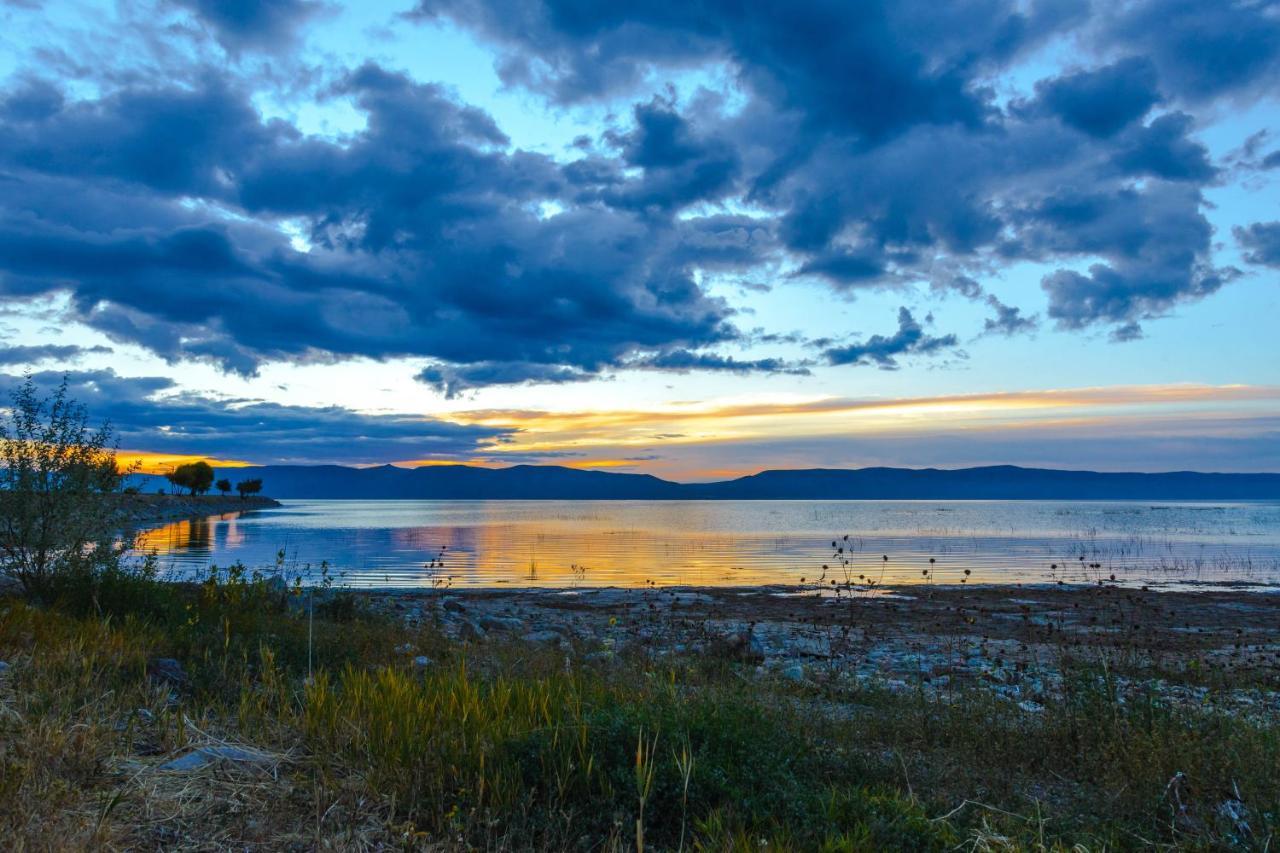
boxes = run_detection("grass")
[0,564,1277,849]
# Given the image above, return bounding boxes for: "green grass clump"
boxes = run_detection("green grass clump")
[1,568,1277,849]
[299,663,959,849]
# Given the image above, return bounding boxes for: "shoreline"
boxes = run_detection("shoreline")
[112,493,281,529]
[352,581,1280,713]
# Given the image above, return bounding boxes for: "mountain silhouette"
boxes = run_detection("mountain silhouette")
[130,463,1280,500]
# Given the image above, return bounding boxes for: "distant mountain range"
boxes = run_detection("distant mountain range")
[127,464,1280,500]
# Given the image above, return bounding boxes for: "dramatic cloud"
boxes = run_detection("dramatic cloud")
[823,308,958,369]
[417,362,593,400]
[1095,0,1280,102]
[981,297,1038,337]
[1034,57,1161,138]
[0,370,510,465]
[0,344,111,365]
[413,0,1243,342]
[0,0,1273,400]
[626,349,809,376]
[0,65,755,385]
[169,0,325,52]
[1235,222,1280,268]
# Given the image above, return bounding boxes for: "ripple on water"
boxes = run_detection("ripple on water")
[128,499,1280,590]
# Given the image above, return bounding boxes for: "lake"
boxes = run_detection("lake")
[129,499,1280,590]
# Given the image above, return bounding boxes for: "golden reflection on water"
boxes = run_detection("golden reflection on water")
[132,512,246,557]
[127,500,1280,590]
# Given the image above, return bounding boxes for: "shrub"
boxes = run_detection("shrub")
[0,375,128,600]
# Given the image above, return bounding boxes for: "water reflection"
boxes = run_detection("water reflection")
[126,499,1280,590]
[133,512,246,558]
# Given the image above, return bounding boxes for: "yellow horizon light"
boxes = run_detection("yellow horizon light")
[117,451,254,475]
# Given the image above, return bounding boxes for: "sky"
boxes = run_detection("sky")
[0,0,1277,479]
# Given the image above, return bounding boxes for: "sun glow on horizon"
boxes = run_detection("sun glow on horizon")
[113,383,1280,478]
[118,451,255,476]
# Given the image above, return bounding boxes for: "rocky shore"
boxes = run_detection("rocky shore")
[363,582,1280,716]
[111,493,281,528]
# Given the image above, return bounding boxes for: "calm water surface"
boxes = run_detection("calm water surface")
[132,499,1280,590]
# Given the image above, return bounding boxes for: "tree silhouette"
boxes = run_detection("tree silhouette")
[167,461,214,496]
[236,478,263,499]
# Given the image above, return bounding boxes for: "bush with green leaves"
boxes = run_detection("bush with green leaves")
[0,375,129,600]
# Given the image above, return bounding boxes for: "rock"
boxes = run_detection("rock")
[478,615,525,633]
[460,620,487,642]
[442,598,467,613]
[0,661,9,674]
[784,635,833,658]
[147,658,188,687]
[781,663,806,682]
[413,656,433,668]
[394,643,415,654]
[712,629,765,663]
[158,745,273,772]
[666,592,714,607]
[1017,700,1045,713]
[522,629,566,646]
[573,589,641,608]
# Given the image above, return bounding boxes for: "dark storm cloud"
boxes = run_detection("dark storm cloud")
[0,344,112,365]
[823,308,958,370]
[1095,0,1280,102]
[1017,183,1227,331]
[1235,222,1280,267]
[414,0,1255,342]
[1110,113,1216,182]
[416,362,593,400]
[594,96,740,211]
[1033,57,1161,138]
[626,349,809,376]
[0,0,1271,392]
[0,66,751,383]
[413,0,1079,139]
[169,0,325,53]
[0,370,509,464]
